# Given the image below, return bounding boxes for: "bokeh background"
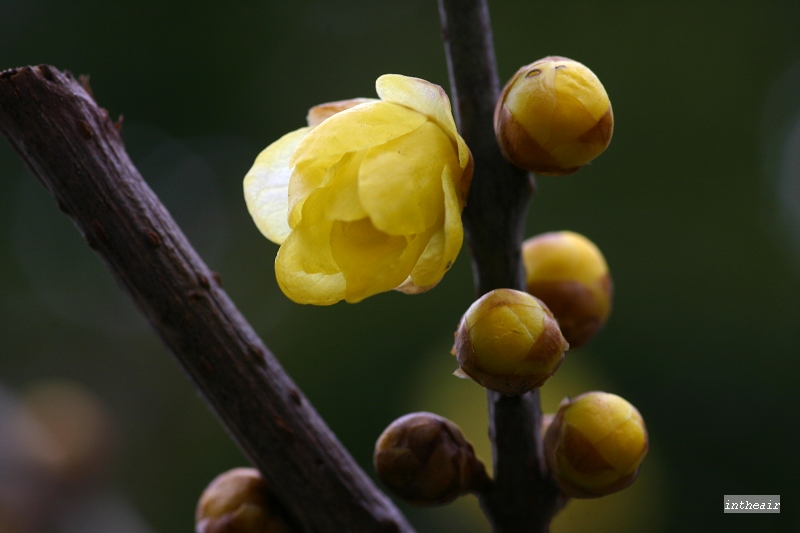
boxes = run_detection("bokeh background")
[1,1,799,531]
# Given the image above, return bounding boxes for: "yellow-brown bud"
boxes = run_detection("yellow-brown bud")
[494,56,613,175]
[522,231,612,348]
[196,468,294,533]
[453,288,568,395]
[544,392,649,498]
[374,412,487,506]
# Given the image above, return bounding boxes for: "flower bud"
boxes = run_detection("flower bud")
[522,231,612,348]
[544,392,648,498]
[196,468,294,533]
[374,412,487,506]
[494,56,613,175]
[453,288,568,395]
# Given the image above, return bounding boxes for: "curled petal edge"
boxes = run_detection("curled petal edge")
[376,74,470,170]
[244,127,312,244]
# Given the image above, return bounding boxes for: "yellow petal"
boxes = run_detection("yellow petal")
[553,60,609,121]
[290,101,425,167]
[288,101,425,228]
[306,98,377,127]
[596,417,647,473]
[375,74,470,169]
[505,62,558,147]
[329,218,432,303]
[288,154,341,229]
[243,127,311,244]
[359,121,456,235]
[547,90,598,148]
[468,305,537,375]
[324,151,368,221]
[408,164,463,288]
[565,394,634,445]
[275,188,346,305]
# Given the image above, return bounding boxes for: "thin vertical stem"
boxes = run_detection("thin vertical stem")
[438,0,532,296]
[437,1,562,531]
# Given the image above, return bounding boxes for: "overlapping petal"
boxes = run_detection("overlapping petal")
[358,121,454,236]
[406,165,463,289]
[290,101,425,167]
[275,188,346,305]
[504,65,557,147]
[376,74,470,169]
[323,151,368,222]
[243,127,311,244]
[306,98,376,127]
[330,218,434,303]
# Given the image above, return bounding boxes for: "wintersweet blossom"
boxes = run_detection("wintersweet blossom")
[244,75,473,305]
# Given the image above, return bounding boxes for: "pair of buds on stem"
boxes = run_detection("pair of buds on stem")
[374,393,648,507]
[455,229,612,397]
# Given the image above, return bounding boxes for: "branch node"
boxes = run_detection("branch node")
[78,73,94,99]
[247,344,267,370]
[145,229,162,248]
[91,219,110,244]
[78,119,93,139]
[39,64,56,82]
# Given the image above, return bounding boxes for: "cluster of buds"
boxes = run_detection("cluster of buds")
[234,40,650,530]
[373,412,488,506]
[452,288,568,396]
[544,392,649,498]
[196,468,295,533]
[496,56,649,498]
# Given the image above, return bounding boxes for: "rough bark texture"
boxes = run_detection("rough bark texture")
[437,0,563,531]
[0,65,413,533]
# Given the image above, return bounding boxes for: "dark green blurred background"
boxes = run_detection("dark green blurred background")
[1,1,799,531]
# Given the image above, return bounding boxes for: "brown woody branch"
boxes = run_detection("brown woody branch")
[0,65,412,533]
[438,0,563,531]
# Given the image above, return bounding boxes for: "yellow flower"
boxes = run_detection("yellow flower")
[244,75,473,305]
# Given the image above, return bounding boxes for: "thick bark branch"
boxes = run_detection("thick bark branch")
[0,65,412,533]
[437,1,562,531]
